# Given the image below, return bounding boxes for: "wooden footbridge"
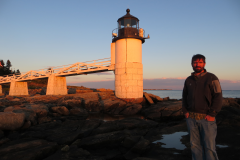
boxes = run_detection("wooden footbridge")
[0,58,114,96]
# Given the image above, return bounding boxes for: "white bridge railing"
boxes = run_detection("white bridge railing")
[0,57,114,84]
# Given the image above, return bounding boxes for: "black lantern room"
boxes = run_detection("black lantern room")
[112,9,148,43]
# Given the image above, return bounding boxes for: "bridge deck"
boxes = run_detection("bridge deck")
[0,58,114,84]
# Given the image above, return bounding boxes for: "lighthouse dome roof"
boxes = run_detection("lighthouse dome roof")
[117,9,139,22]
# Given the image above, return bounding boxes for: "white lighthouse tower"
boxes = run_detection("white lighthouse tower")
[111,9,149,99]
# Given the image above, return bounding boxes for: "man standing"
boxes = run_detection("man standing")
[182,54,222,160]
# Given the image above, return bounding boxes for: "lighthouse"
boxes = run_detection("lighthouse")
[111,9,149,99]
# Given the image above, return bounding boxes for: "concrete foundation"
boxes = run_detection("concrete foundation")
[46,75,67,95]
[9,81,29,96]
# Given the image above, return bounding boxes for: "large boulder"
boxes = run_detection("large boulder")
[24,95,64,104]
[74,130,132,149]
[121,104,142,115]
[13,109,37,126]
[3,104,49,126]
[124,137,150,159]
[148,93,163,102]
[0,105,6,112]
[143,92,154,105]
[142,101,183,121]
[4,106,38,126]
[102,99,127,115]
[68,88,76,94]
[0,112,25,130]
[121,98,145,104]
[38,117,52,124]
[43,145,90,160]
[0,138,58,160]
[91,118,158,136]
[0,98,22,106]
[121,136,141,148]
[57,97,82,108]
[25,104,49,118]
[161,101,183,117]
[76,92,99,100]
[4,106,22,112]
[70,108,88,116]
[84,99,102,112]
[0,130,4,139]
[222,98,240,108]
[97,91,115,100]
[22,119,101,145]
[51,106,69,116]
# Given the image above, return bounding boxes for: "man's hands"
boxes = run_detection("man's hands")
[184,112,215,121]
[185,112,189,118]
[205,115,215,121]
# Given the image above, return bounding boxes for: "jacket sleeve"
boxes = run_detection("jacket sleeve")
[208,74,223,117]
[182,80,188,114]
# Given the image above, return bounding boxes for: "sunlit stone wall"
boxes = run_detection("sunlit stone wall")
[46,75,67,95]
[113,38,143,98]
[9,81,29,96]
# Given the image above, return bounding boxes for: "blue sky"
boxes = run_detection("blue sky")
[0,0,239,90]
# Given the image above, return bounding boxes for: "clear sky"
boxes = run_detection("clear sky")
[1,0,239,90]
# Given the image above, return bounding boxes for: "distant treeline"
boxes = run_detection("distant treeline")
[0,59,20,76]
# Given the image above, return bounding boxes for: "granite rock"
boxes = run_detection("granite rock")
[0,112,25,130]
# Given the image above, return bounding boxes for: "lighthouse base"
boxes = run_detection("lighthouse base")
[115,62,143,98]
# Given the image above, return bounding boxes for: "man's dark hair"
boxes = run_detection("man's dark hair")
[192,54,206,64]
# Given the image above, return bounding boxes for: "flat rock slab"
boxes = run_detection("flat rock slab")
[0,112,25,130]
[57,97,82,108]
[215,126,240,159]
[142,101,183,121]
[43,145,90,160]
[0,138,58,160]
[24,95,64,104]
[22,119,102,145]
[91,118,158,136]
[75,129,140,149]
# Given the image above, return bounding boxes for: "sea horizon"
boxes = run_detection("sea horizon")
[144,90,240,99]
[144,89,240,91]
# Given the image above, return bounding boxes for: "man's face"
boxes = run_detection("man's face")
[192,59,206,73]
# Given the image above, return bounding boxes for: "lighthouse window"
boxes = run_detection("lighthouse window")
[119,19,124,28]
[119,19,138,28]
[125,19,131,27]
[131,19,137,28]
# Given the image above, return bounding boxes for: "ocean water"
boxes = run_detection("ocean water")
[144,90,240,100]
[152,132,188,150]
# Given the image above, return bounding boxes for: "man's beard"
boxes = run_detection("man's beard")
[193,67,204,73]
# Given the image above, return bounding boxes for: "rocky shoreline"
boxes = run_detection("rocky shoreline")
[0,87,240,160]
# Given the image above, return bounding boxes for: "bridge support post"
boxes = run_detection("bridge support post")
[46,75,67,95]
[9,81,29,96]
